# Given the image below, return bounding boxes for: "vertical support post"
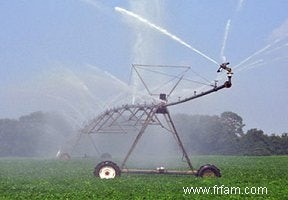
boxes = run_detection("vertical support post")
[166,109,194,170]
[121,106,158,169]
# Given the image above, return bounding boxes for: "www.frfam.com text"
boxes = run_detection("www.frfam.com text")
[183,185,268,195]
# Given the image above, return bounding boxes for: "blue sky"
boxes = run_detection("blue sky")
[0,0,287,134]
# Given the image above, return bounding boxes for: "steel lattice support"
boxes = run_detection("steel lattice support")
[80,102,194,170]
[77,63,233,172]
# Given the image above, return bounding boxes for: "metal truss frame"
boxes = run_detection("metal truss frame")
[78,63,233,171]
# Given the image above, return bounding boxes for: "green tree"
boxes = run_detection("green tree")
[240,129,272,156]
[220,111,245,137]
[0,111,75,157]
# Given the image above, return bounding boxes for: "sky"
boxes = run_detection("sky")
[0,0,287,134]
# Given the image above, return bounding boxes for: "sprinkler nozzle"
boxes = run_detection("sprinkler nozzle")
[217,62,231,73]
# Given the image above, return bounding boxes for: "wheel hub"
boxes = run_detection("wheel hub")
[99,166,116,179]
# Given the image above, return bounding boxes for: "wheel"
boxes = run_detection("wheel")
[58,153,71,160]
[94,161,121,179]
[197,164,221,177]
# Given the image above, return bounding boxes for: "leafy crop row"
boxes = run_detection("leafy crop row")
[0,156,287,199]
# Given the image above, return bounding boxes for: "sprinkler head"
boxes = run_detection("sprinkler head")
[217,62,230,72]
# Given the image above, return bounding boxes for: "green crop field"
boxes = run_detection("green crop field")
[0,156,287,199]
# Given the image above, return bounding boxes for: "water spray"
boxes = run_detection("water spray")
[220,19,231,62]
[115,6,219,66]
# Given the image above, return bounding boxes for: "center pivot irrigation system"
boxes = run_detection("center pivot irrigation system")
[79,62,233,179]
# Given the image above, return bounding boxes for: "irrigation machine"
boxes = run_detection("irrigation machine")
[69,62,233,179]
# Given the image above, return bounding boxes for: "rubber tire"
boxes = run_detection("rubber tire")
[197,164,221,177]
[94,161,121,179]
[58,153,71,160]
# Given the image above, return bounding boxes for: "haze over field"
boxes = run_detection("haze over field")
[0,0,287,134]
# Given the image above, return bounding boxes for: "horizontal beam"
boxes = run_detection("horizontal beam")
[166,80,232,107]
[121,168,198,175]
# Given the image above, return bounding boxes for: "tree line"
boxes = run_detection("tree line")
[0,111,287,157]
[0,111,74,157]
[174,112,288,156]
